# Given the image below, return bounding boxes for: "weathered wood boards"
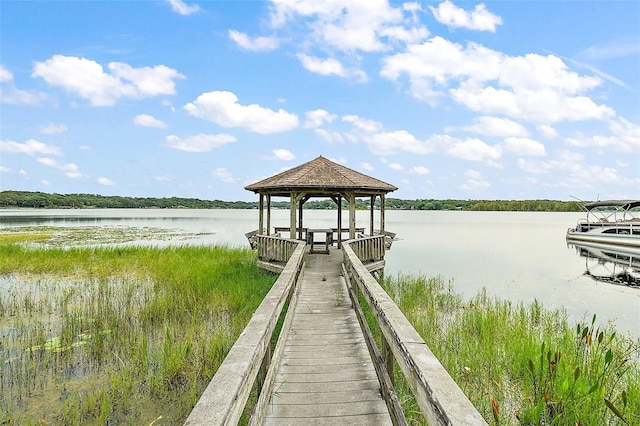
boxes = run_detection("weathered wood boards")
[263,249,392,425]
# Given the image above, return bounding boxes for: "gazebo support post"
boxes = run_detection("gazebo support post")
[266,195,271,236]
[370,195,375,236]
[258,194,264,235]
[380,194,385,234]
[348,192,356,240]
[337,195,343,248]
[289,192,297,240]
[298,197,303,241]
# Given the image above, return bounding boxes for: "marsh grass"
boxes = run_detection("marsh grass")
[378,274,640,425]
[0,243,276,425]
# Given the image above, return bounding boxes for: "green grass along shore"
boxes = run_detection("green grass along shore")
[0,235,637,424]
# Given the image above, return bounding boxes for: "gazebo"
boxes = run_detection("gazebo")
[244,156,397,248]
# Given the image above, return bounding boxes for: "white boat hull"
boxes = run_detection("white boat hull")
[566,228,640,248]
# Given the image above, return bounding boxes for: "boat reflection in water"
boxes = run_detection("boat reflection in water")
[569,242,640,288]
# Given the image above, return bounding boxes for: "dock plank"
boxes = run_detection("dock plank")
[263,248,392,426]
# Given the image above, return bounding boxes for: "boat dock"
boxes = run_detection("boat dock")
[184,237,486,425]
[185,157,487,425]
[263,248,391,425]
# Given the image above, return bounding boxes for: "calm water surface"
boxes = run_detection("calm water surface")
[1,208,638,338]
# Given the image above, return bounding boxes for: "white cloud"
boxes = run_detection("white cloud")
[32,55,185,106]
[41,179,50,186]
[214,168,235,183]
[165,133,236,152]
[443,136,502,165]
[361,162,374,171]
[184,91,299,134]
[0,65,13,82]
[98,177,114,186]
[460,169,490,190]
[410,166,430,175]
[39,123,68,134]
[342,115,383,133]
[272,149,295,161]
[0,85,50,105]
[564,117,640,154]
[270,0,427,52]
[389,162,404,171]
[516,150,583,174]
[267,1,431,81]
[297,54,367,81]
[460,116,529,138]
[451,81,614,123]
[297,54,345,77]
[517,152,639,189]
[304,109,337,128]
[167,0,199,15]
[229,30,279,51]
[1,139,62,156]
[0,166,12,173]
[36,157,81,178]
[503,137,546,156]
[381,37,613,123]
[367,130,433,155]
[429,1,502,32]
[108,62,185,97]
[133,114,167,128]
[537,124,558,139]
[314,128,344,143]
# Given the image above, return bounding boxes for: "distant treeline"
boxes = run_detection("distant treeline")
[0,191,584,212]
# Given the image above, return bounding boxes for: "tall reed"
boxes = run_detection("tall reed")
[0,243,276,424]
[380,274,640,425]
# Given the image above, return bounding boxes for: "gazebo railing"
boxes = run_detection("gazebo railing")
[256,234,299,263]
[349,234,386,264]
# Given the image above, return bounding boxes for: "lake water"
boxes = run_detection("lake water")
[1,208,638,338]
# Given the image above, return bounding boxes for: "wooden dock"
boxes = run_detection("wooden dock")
[185,235,487,426]
[263,248,392,425]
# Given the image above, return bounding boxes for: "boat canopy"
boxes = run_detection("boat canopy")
[583,200,640,211]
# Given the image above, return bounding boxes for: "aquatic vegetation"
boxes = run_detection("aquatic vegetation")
[0,225,213,247]
[0,243,277,424]
[380,275,640,425]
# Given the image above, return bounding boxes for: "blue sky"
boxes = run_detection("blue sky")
[1,0,638,201]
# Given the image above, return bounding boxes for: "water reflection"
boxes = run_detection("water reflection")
[569,242,640,288]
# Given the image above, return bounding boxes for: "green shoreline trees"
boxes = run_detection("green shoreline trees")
[0,190,583,211]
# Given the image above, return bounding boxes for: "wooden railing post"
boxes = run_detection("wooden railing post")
[381,336,394,386]
[257,340,272,392]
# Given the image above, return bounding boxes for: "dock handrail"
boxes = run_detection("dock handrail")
[256,234,299,263]
[184,240,306,425]
[342,241,488,425]
[349,234,386,263]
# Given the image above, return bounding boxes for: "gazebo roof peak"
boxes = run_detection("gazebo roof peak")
[244,156,397,195]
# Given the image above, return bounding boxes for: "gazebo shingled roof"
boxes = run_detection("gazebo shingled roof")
[244,156,397,196]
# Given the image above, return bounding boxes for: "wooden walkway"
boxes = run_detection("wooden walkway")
[263,247,392,425]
